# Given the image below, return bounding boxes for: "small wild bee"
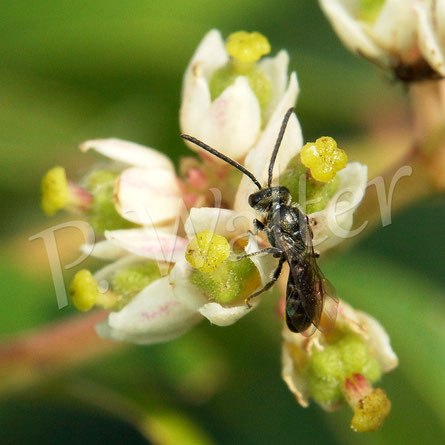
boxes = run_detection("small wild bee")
[181,108,338,335]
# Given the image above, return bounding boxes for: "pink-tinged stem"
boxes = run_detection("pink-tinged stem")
[68,182,93,211]
[343,373,372,408]
[0,310,122,396]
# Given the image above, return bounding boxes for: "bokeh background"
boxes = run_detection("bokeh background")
[1,1,444,444]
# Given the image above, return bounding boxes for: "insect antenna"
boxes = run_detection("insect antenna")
[181,134,262,190]
[267,107,294,187]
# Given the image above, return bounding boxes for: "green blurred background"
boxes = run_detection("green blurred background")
[1,1,444,444]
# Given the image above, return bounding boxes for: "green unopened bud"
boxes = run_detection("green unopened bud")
[112,261,161,309]
[185,231,230,273]
[41,167,69,215]
[307,373,343,405]
[191,257,260,305]
[310,345,344,380]
[338,335,382,383]
[359,0,386,24]
[279,155,340,213]
[307,333,383,407]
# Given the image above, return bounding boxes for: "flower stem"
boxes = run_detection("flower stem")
[0,310,121,398]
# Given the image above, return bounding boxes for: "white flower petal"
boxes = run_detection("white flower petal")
[281,338,310,407]
[184,207,249,241]
[258,50,290,123]
[370,0,417,59]
[437,0,445,43]
[81,240,128,260]
[182,29,228,96]
[416,1,445,76]
[80,138,173,169]
[96,276,202,345]
[93,254,143,285]
[115,167,182,225]
[198,302,253,327]
[319,0,389,64]
[311,162,368,252]
[234,74,302,218]
[169,257,209,311]
[181,76,261,161]
[181,75,212,139]
[245,234,278,287]
[355,310,399,373]
[105,228,189,263]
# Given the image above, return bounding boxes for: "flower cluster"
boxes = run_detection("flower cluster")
[42,29,396,431]
[319,0,445,81]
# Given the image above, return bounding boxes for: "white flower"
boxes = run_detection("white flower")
[319,0,445,79]
[94,256,202,345]
[94,205,277,344]
[180,29,299,161]
[281,299,398,409]
[233,109,367,254]
[169,207,277,326]
[80,138,186,261]
[81,138,183,226]
[416,0,445,76]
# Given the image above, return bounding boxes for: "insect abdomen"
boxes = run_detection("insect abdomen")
[285,273,314,333]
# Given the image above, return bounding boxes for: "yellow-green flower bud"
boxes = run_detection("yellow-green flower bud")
[338,334,382,382]
[359,0,386,23]
[185,231,230,273]
[70,269,99,311]
[307,373,343,405]
[307,334,382,406]
[301,137,348,183]
[226,31,271,63]
[41,167,69,216]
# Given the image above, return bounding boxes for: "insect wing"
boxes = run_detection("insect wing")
[319,274,339,334]
[287,247,338,336]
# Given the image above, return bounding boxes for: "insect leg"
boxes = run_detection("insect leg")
[237,247,282,261]
[245,257,286,308]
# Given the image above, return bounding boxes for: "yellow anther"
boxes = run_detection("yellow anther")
[41,167,69,215]
[185,231,231,273]
[226,31,271,63]
[300,137,348,183]
[351,388,391,432]
[70,269,99,311]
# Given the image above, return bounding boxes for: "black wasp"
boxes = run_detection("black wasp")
[181,108,338,335]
